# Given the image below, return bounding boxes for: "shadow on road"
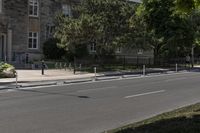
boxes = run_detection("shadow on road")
[18,89,91,99]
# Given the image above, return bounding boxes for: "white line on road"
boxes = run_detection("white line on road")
[77,86,116,93]
[124,90,166,99]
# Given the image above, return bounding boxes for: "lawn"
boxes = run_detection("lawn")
[107,103,200,133]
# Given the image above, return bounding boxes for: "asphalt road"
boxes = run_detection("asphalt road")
[0,72,200,133]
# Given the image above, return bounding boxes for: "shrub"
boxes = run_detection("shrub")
[0,62,16,78]
[43,38,66,60]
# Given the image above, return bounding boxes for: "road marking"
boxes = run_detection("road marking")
[77,86,116,93]
[124,90,166,99]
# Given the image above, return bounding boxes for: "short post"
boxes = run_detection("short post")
[41,60,45,75]
[94,67,97,81]
[15,71,18,88]
[64,63,67,71]
[73,56,76,75]
[79,64,82,71]
[60,62,62,70]
[143,65,146,76]
[69,63,72,71]
[176,63,178,73]
[55,62,58,69]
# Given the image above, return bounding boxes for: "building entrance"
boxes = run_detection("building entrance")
[0,34,6,62]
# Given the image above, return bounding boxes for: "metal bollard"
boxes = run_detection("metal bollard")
[94,67,97,81]
[143,65,146,76]
[64,63,67,71]
[55,62,58,69]
[42,60,45,75]
[60,62,62,70]
[79,64,82,71]
[69,63,72,71]
[176,63,178,73]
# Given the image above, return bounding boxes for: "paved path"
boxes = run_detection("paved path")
[0,72,200,133]
[0,69,95,83]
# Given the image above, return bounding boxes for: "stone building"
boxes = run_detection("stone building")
[0,0,152,67]
[0,0,78,67]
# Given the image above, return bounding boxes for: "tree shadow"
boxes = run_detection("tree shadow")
[116,115,200,133]
[18,89,91,99]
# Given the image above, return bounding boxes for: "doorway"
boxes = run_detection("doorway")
[0,34,6,62]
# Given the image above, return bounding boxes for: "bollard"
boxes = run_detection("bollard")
[55,62,58,69]
[143,65,146,76]
[94,67,97,81]
[176,63,178,73]
[60,62,62,70]
[69,63,72,70]
[79,64,82,71]
[64,63,67,71]
[42,60,45,75]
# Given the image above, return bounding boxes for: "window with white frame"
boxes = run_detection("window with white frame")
[29,0,39,17]
[28,32,38,49]
[62,4,71,17]
[0,0,3,13]
[46,25,55,39]
[90,43,96,52]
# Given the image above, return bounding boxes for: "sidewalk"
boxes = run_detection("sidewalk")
[0,67,197,89]
[0,69,96,84]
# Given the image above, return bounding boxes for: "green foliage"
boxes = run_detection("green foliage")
[0,62,14,73]
[54,0,138,56]
[108,103,200,133]
[43,38,66,60]
[0,62,16,78]
[136,0,196,58]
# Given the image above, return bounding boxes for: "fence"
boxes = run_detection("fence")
[28,55,200,74]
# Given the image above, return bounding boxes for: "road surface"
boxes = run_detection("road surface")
[0,72,200,133]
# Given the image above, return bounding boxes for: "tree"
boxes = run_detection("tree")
[136,0,195,59]
[54,0,137,58]
[175,0,200,14]
[43,38,65,60]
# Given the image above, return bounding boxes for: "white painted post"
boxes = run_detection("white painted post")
[176,63,178,73]
[94,67,97,81]
[143,65,146,76]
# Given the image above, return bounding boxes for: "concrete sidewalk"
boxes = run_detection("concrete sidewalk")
[0,66,197,89]
[0,69,96,84]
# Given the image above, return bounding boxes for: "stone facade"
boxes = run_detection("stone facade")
[0,0,77,67]
[0,0,152,68]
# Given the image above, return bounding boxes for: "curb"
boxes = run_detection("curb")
[0,69,195,90]
[64,78,93,84]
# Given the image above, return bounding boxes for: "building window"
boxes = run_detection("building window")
[28,32,38,49]
[0,0,3,13]
[46,25,55,39]
[62,4,71,17]
[29,0,39,17]
[90,43,96,53]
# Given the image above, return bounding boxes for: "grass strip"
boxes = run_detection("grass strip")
[107,103,200,133]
